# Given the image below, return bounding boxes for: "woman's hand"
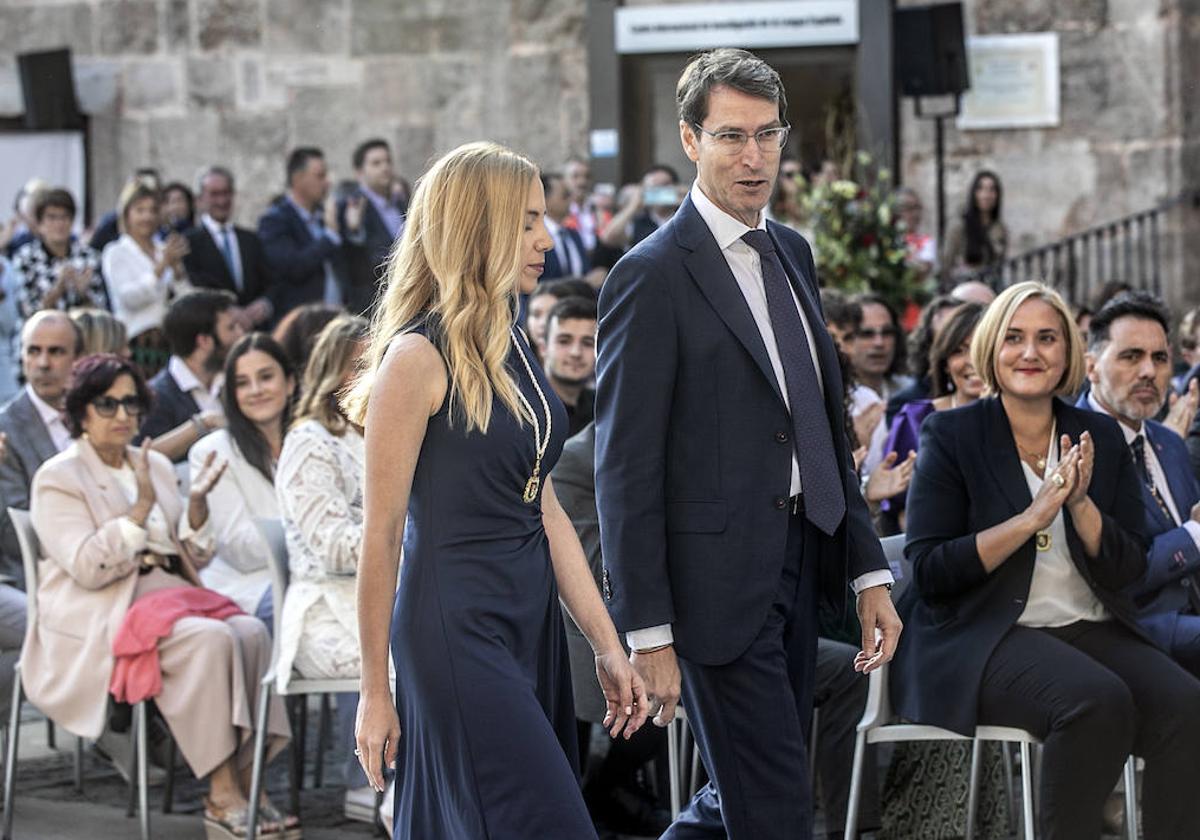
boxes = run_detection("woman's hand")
[355,689,401,793]
[595,649,650,740]
[865,450,917,503]
[127,440,157,525]
[162,232,190,268]
[187,450,228,530]
[1065,432,1094,509]
[853,402,885,451]
[1023,444,1080,532]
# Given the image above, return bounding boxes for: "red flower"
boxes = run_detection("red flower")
[861,233,877,246]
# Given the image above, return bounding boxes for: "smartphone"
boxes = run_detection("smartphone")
[644,185,680,208]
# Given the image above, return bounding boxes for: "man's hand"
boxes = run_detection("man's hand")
[1164,378,1199,440]
[1190,500,1200,525]
[629,645,681,727]
[854,585,902,674]
[344,195,366,232]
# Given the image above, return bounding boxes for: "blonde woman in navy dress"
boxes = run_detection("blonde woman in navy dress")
[345,142,648,839]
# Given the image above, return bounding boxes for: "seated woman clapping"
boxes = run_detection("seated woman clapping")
[21,353,296,839]
[890,282,1200,839]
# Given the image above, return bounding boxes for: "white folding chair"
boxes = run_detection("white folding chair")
[246,517,361,839]
[1,507,151,840]
[846,534,1140,840]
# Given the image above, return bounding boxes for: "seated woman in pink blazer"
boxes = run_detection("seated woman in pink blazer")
[22,354,294,839]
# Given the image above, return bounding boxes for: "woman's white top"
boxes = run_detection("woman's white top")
[107,462,213,560]
[273,419,364,691]
[189,430,277,613]
[101,234,184,339]
[1016,427,1109,627]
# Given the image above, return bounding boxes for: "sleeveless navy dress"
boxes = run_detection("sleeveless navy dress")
[389,319,595,839]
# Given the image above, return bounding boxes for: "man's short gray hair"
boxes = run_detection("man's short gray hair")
[194,165,236,196]
[676,49,787,129]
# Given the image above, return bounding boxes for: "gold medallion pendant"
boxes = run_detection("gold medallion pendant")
[1036,531,1052,551]
[523,474,541,504]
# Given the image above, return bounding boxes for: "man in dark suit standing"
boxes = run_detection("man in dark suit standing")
[338,138,406,317]
[257,147,348,320]
[1081,292,1200,677]
[595,49,900,839]
[186,165,274,330]
[541,171,591,281]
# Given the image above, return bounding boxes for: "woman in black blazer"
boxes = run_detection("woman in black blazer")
[891,281,1200,839]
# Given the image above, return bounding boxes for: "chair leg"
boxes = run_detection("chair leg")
[843,731,867,840]
[808,707,820,795]
[965,739,982,840]
[288,697,302,817]
[1019,741,1035,840]
[135,702,149,840]
[161,736,176,814]
[44,719,54,752]
[667,716,681,819]
[1123,755,1137,840]
[3,671,24,840]
[73,736,83,793]
[689,744,701,799]
[314,693,330,789]
[1003,742,1016,834]
[246,682,274,840]
[125,712,138,819]
[296,697,308,790]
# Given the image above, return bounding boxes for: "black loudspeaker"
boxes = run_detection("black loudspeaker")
[18,49,84,130]
[894,3,970,97]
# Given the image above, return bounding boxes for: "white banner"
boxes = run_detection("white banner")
[615,1,859,55]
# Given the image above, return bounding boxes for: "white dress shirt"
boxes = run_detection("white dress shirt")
[1087,393,1200,546]
[626,184,893,652]
[168,355,223,416]
[25,384,71,453]
[201,214,243,292]
[1017,423,1109,626]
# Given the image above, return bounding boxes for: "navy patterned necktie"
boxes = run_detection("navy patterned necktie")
[1131,435,1174,522]
[741,229,845,534]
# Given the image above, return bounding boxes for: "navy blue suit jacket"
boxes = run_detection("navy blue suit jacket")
[183,225,271,309]
[543,227,591,280]
[256,199,346,318]
[1075,395,1200,651]
[891,397,1148,735]
[135,367,201,462]
[337,191,398,317]
[595,195,887,667]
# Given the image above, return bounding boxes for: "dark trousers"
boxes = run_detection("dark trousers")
[1169,612,1200,678]
[978,620,1200,840]
[814,638,879,836]
[664,510,818,840]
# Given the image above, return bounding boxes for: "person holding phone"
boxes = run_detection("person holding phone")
[598,164,683,252]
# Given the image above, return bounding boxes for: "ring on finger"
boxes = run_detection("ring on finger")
[1052,472,1066,488]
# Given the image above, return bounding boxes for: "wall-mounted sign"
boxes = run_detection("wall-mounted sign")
[615,1,859,55]
[958,33,1060,130]
[590,128,620,159]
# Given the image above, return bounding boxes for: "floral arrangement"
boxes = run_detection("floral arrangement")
[797,153,928,312]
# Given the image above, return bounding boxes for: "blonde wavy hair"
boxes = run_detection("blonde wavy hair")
[342,141,538,433]
[293,314,369,436]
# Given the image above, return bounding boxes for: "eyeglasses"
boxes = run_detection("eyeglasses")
[691,123,791,155]
[90,396,146,418]
[857,327,898,340]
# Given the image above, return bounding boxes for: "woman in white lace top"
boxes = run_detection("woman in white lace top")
[274,314,375,819]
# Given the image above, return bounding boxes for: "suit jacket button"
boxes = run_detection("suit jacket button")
[775,431,789,443]
[774,496,787,509]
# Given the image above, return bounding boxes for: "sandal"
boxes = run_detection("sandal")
[258,800,303,840]
[203,796,282,839]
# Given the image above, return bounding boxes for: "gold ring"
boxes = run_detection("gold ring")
[1052,472,1066,488]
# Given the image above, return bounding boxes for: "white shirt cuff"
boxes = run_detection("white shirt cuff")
[851,569,896,595]
[626,624,673,652]
[117,516,149,558]
[176,508,214,552]
[1183,521,1200,554]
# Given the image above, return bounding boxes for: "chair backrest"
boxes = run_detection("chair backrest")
[880,533,909,602]
[8,508,40,628]
[253,517,288,667]
[857,533,908,731]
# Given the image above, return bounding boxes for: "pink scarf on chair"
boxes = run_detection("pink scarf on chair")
[110,586,244,704]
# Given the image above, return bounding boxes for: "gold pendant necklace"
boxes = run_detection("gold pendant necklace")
[510,329,552,504]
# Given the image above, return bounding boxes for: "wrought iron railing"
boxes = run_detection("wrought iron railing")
[965,189,1200,304]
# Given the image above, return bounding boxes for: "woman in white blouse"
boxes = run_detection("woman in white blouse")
[100,179,190,379]
[274,314,375,818]
[190,333,296,619]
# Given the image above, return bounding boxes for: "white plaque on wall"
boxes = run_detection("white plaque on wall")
[615,1,859,55]
[958,33,1061,130]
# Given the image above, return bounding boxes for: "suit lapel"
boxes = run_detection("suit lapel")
[15,394,61,467]
[981,397,1034,515]
[199,227,237,288]
[674,199,785,408]
[1147,423,1193,524]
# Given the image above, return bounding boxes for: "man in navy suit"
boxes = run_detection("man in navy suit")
[338,138,406,317]
[595,49,900,839]
[1081,292,1200,676]
[257,147,348,320]
[540,171,591,281]
[185,165,274,329]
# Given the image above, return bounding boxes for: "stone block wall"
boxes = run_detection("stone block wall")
[0,0,590,229]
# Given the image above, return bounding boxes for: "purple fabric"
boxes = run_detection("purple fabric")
[880,399,935,513]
